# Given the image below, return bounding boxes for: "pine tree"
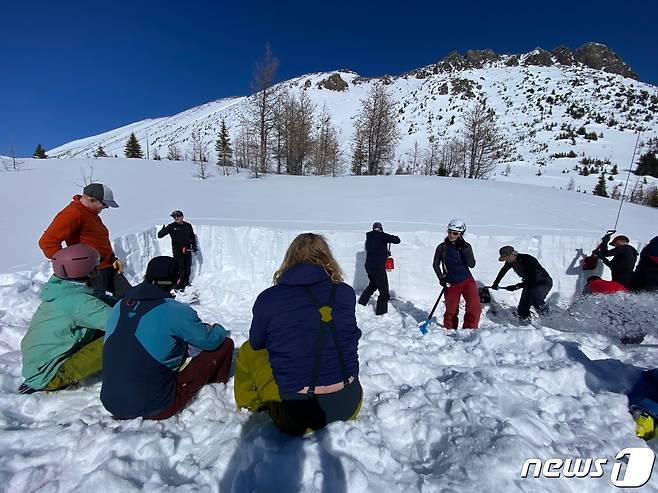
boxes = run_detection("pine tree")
[124,132,143,158]
[592,173,608,197]
[611,184,621,199]
[610,164,618,175]
[93,145,108,158]
[33,144,47,159]
[215,119,233,175]
[635,152,658,178]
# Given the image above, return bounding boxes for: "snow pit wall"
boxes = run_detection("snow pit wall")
[112,225,614,307]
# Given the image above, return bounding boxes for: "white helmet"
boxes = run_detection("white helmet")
[447,218,466,232]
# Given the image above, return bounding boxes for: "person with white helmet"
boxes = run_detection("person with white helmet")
[432,219,481,329]
[19,244,113,394]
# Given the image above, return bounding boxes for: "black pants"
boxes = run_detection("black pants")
[173,250,192,289]
[358,266,390,315]
[270,378,363,436]
[89,267,131,298]
[518,279,553,319]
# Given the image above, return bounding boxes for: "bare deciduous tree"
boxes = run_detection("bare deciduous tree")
[250,44,279,177]
[405,141,421,175]
[352,83,400,175]
[460,101,508,179]
[167,141,182,161]
[282,92,315,175]
[2,144,24,171]
[190,129,210,179]
[270,91,287,174]
[310,104,342,176]
[234,115,257,175]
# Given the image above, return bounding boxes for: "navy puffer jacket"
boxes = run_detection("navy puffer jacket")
[249,264,361,395]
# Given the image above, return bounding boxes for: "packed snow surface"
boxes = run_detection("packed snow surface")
[1,158,658,492]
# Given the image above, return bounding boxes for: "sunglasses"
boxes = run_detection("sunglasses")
[447,231,461,236]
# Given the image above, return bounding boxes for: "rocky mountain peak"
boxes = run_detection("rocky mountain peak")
[431,43,638,80]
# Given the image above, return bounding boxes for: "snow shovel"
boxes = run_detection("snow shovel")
[419,288,445,334]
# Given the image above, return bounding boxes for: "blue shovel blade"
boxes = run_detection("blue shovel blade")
[419,320,430,334]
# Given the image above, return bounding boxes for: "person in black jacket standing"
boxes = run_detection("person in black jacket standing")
[597,233,638,289]
[633,235,658,292]
[491,246,553,324]
[157,210,198,291]
[358,222,400,315]
[432,219,480,329]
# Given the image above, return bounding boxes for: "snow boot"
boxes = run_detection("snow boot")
[358,288,373,306]
[375,297,388,315]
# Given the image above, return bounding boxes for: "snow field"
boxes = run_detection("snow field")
[1,225,658,492]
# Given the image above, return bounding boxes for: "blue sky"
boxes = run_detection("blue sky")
[1,0,656,157]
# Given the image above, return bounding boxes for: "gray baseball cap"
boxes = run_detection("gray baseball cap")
[83,183,119,208]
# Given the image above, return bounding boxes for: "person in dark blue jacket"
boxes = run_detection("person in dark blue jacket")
[101,256,233,420]
[432,219,480,329]
[358,222,401,315]
[234,233,362,435]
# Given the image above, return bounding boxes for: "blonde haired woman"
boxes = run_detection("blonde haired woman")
[235,233,362,435]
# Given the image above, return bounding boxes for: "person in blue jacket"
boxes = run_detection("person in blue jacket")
[234,233,362,435]
[358,222,401,315]
[101,256,234,420]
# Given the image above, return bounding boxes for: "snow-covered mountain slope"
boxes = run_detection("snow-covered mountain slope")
[48,44,658,178]
[1,157,658,491]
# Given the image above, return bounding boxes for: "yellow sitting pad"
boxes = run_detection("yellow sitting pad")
[319,306,333,322]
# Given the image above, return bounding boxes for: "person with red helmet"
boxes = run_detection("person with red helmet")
[596,232,638,289]
[19,244,113,394]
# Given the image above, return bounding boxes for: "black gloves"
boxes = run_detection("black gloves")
[454,237,467,250]
[491,284,499,290]
[505,284,523,292]
[439,277,447,288]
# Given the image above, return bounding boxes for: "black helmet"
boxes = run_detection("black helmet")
[171,210,184,218]
[145,256,180,287]
[372,222,383,231]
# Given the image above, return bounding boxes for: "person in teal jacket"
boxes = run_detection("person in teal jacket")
[19,244,112,393]
[101,256,234,420]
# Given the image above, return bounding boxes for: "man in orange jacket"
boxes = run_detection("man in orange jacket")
[39,183,126,297]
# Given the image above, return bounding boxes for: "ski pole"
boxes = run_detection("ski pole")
[614,129,642,231]
[419,288,445,334]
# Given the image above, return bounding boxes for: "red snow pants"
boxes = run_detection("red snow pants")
[443,277,481,329]
[147,338,235,420]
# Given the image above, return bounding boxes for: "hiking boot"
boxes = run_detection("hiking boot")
[519,317,532,326]
[18,383,38,394]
